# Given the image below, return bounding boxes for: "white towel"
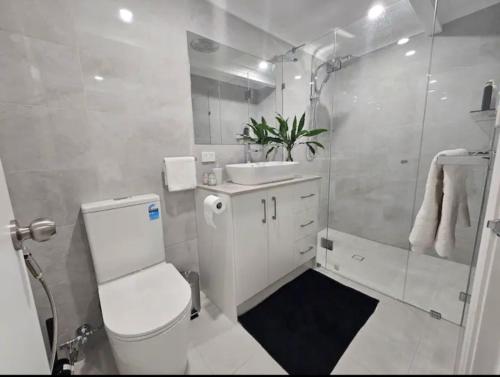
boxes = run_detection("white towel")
[163,157,197,192]
[409,149,471,258]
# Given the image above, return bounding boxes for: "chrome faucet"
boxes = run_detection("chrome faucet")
[244,143,252,163]
[237,126,252,163]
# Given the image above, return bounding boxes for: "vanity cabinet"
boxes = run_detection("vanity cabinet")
[196,176,320,320]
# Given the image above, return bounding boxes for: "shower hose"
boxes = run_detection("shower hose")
[24,249,58,372]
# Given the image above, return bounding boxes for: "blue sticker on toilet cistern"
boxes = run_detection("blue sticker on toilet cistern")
[148,203,159,220]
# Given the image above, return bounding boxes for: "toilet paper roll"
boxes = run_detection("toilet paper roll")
[204,195,226,228]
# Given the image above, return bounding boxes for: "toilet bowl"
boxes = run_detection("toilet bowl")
[100,262,191,374]
[81,194,191,374]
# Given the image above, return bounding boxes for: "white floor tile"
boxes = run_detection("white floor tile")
[196,325,263,374]
[187,348,213,375]
[409,316,460,374]
[234,348,286,375]
[332,355,372,375]
[187,300,236,347]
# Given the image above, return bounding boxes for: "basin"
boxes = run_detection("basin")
[226,161,299,185]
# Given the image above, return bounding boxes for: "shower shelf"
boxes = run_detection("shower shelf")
[469,109,497,123]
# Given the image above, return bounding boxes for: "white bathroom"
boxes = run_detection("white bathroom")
[1,0,500,375]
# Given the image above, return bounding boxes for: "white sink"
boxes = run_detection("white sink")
[226,161,299,185]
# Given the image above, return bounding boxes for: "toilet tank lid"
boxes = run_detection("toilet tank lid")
[81,194,160,213]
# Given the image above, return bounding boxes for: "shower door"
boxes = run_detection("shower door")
[322,0,432,303]
[405,0,500,326]
[319,0,500,330]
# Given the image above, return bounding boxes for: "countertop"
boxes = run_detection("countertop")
[197,175,321,196]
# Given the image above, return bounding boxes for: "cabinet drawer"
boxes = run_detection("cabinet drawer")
[293,181,319,213]
[294,208,318,240]
[295,236,317,265]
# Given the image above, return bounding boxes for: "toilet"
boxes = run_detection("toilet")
[81,194,191,374]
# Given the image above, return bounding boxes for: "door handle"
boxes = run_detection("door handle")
[272,196,277,220]
[300,246,314,255]
[262,199,267,223]
[300,220,315,228]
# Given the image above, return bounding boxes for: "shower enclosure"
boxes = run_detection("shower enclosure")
[277,0,500,331]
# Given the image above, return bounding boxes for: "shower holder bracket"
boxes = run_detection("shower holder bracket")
[459,291,471,304]
[320,237,333,251]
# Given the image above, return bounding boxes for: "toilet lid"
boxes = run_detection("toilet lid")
[99,262,192,340]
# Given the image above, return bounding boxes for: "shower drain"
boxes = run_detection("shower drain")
[352,254,365,262]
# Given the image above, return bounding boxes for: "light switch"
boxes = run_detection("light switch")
[201,151,216,163]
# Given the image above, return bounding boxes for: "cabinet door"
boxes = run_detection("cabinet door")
[232,191,269,305]
[267,185,296,283]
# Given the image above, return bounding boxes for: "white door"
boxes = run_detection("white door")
[459,136,500,374]
[0,159,49,374]
[232,191,269,304]
[268,186,295,282]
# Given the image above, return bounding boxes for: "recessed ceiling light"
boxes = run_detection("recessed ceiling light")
[258,61,269,70]
[119,8,134,23]
[397,37,409,45]
[428,89,436,93]
[368,4,385,20]
[294,75,302,80]
[440,96,448,101]
[429,79,437,84]
[405,50,416,57]
[94,75,104,81]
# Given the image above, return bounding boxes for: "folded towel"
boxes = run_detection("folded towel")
[409,149,471,257]
[163,157,197,192]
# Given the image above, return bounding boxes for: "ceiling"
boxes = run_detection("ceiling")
[207,0,500,56]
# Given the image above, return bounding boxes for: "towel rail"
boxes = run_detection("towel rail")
[436,152,490,166]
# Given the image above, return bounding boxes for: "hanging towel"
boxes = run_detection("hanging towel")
[434,151,471,257]
[163,156,197,192]
[409,149,471,257]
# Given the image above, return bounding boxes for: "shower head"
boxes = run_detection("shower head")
[310,55,355,101]
[190,38,220,53]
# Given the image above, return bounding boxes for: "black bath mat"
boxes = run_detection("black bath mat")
[238,269,379,375]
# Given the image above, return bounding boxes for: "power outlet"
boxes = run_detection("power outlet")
[201,151,216,163]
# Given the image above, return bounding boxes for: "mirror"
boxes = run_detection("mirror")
[187,31,279,145]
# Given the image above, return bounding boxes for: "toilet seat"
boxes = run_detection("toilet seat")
[98,262,191,341]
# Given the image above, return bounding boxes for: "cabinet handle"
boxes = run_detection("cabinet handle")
[272,196,277,220]
[300,246,314,255]
[300,220,314,228]
[300,193,315,199]
[262,199,267,223]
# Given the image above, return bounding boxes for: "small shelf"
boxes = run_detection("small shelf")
[470,109,497,123]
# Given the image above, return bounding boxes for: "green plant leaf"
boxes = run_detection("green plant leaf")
[291,116,297,142]
[305,142,316,155]
[306,141,325,149]
[297,112,306,134]
[266,146,276,159]
[303,128,328,137]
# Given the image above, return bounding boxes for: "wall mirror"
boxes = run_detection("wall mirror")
[187,31,279,145]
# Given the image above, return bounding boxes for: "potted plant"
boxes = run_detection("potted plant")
[268,113,328,161]
[239,117,280,162]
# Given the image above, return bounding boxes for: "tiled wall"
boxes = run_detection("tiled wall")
[0,0,291,343]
